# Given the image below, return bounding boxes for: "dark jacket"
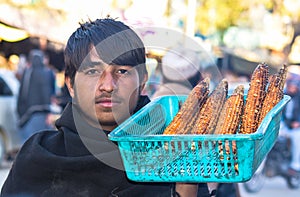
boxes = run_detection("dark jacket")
[17,58,56,127]
[1,96,209,197]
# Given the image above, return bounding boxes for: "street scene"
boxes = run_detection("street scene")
[1,0,300,196]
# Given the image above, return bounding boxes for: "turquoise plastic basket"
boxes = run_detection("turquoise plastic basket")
[108,95,290,183]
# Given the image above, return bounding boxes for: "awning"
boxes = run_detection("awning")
[0,22,29,42]
[0,4,75,44]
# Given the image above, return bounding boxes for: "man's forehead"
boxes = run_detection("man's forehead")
[78,54,104,71]
[86,46,116,65]
[88,46,101,60]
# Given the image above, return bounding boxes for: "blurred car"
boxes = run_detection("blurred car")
[0,69,22,166]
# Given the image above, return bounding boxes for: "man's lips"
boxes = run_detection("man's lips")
[95,98,121,108]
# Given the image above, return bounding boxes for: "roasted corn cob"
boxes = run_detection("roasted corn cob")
[217,139,239,173]
[259,64,288,124]
[214,85,244,169]
[240,63,269,134]
[163,78,210,135]
[191,79,228,134]
[214,85,244,135]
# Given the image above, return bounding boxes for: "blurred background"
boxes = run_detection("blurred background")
[1,0,300,74]
[1,0,300,196]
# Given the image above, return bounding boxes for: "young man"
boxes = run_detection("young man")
[1,18,210,197]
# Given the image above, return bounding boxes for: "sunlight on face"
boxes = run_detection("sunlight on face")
[72,47,141,131]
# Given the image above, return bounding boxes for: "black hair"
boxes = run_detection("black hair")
[64,18,147,85]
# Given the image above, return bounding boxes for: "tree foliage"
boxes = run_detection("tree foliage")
[195,0,300,37]
[196,0,251,36]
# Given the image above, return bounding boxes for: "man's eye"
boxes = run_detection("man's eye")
[117,69,129,75]
[85,69,100,75]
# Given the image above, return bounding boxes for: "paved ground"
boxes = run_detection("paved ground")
[1,161,299,196]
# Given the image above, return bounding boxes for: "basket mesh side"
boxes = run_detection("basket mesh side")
[122,103,167,136]
[252,113,281,171]
[120,139,244,182]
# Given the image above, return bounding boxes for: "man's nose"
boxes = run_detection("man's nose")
[98,72,117,92]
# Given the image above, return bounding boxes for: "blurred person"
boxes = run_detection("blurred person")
[0,54,20,95]
[151,47,241,197]
[0,54,22,160]
[282,71,300,175]
[16,49,56,144]
[42,53,64,127]
[7,54,19,72]
[1,18,211,197]
[142,55,163,97]
[15,54,27,81]
[151,47,203,98]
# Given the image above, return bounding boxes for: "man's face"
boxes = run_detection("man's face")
[286,83,299,96]
[66,47,147,131]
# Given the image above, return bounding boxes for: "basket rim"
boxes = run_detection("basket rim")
[108,95,291,142]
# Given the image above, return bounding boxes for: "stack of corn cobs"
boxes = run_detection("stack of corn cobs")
[163,62,288,135]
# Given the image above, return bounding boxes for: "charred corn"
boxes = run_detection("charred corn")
[192,79,228,134]
[163,78,210,135]
[259,64,288,124]
[240,63,269,134]
[215,85,244,135]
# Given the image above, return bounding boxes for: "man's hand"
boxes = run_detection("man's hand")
[175,183,198,197]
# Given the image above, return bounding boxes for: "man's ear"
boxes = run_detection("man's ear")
[65,76,74,98]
